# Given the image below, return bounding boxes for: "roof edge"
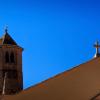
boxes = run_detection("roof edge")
[24,57,99,92]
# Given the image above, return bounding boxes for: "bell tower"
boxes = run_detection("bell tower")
[0,29,23,95]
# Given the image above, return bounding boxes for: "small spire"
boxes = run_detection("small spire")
[94,41,100,58]
[5,26,8,34]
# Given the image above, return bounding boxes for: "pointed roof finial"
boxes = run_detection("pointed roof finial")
[5,26,8,34]
[94,41,100,58]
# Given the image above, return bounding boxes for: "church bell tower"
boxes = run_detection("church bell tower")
[0,29,23,95]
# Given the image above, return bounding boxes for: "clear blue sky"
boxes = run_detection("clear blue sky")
[0,0,100,89]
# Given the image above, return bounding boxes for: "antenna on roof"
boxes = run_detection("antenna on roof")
[94,41,100,58]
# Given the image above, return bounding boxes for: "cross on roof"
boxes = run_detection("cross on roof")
[94,41,100,58]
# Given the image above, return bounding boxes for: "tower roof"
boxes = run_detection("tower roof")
[0,29,17,45]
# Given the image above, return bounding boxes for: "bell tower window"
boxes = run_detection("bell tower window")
[5,52,9,63]
[10,52,15,63]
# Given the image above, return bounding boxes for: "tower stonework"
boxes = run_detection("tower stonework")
[0,30,23,95]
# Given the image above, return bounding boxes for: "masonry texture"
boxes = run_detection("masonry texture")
[0,30,23,95]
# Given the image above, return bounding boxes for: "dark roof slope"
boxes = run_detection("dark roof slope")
[1,32,17,45]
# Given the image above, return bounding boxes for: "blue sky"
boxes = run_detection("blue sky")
[0,0,100,88]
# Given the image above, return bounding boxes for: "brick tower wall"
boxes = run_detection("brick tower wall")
[0,45,23,95]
